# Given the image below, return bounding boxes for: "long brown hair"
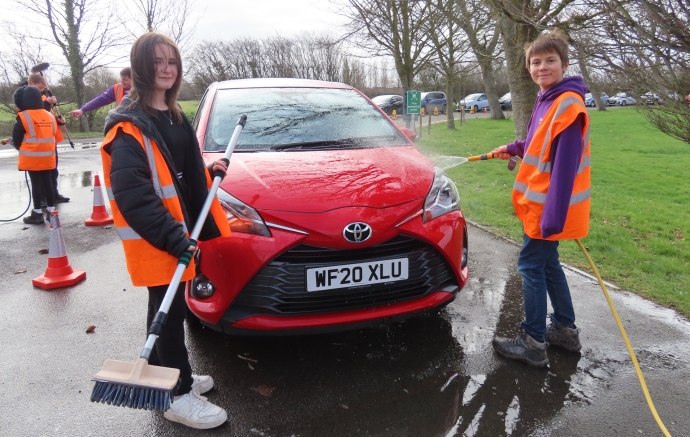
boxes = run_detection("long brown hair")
[128,32,183,123]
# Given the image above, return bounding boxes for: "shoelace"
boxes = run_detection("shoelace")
[188,389,208,407]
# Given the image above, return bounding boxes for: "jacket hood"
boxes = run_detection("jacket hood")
[539,76,588,102]
[103,96,162,142]
[14,86,44,111]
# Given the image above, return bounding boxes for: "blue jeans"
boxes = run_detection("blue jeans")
[517,234,576,342]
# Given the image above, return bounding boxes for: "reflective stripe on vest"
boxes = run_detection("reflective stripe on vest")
[17,110,57,171]
[100,121,230,287]
[512,92,591,240]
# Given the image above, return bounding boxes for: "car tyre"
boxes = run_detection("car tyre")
[473,105,478,113]
[621,100,627,106]
[442,104,446,114]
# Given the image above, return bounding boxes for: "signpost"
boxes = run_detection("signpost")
[404,90,421,133]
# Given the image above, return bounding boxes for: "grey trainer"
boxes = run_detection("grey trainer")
[545,323,582,352]
[492,331,549,368]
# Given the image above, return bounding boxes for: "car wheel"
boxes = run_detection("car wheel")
[621,100,627,106]
[473,105,479,113]
[442,104,446,114]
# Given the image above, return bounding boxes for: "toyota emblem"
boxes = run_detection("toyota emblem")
[343,222,372,243]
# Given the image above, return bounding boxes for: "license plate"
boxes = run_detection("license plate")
[306,258,409,292]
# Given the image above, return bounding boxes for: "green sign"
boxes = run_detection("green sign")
[406,91,421,114]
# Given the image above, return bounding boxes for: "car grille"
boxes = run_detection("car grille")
[225,235,456,318]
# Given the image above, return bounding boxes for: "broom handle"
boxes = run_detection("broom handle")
[140,115,247,360]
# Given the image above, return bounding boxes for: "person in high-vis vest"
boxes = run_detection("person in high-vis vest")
[101,33,230,429]
[27,73,70,204]
[70,67,132,119]
[12,85,64,224]
[490,30,591,368]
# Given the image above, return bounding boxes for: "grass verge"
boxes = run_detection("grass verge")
[417,108,690,318]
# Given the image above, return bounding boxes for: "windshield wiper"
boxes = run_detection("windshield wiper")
[270,138,363,151]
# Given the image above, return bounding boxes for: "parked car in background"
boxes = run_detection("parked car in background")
[499,92,512,110]
[189,78,469,335]
[421,91,447,114]
[584,92,609,107]
[608,92,636,106]
[458,93,489,112]
[641,92,663,105]
[372,94,403,115]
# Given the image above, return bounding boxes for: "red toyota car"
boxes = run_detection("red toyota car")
[188,78,468,334]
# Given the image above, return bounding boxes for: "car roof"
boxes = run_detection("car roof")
[215,78,354,90]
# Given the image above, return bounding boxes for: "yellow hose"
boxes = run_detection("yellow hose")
[575,239,671,437]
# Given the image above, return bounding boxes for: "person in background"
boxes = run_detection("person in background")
[12,86,64,224]
[70,67,132,118]
[27,73,70,203]
[490,29,591,368]
[100,33,230,429]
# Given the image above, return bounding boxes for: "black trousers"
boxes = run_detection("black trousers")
[146,283,194,396]
[28,170,55,210]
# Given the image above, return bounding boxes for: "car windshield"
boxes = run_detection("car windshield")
[500,93,511,100]
[204,88,407,152]
[421,92,429,100]
[464,93,482,101]
[585,93,592,99]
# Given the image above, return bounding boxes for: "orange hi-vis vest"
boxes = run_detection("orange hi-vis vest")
[17,109,60,171]
[113,83,126,106]
[512,91,591,241]
[100,121,231,287]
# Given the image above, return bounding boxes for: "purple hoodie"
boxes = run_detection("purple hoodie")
[506,76,589,239]
[80,84,129,113]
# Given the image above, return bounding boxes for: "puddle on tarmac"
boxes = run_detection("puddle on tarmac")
[0,171,94,196]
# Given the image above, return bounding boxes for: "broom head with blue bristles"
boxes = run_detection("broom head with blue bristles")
[91,358,180,411]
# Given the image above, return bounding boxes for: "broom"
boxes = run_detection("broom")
[91,115,247,411]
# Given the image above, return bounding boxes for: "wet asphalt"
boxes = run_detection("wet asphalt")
[0,143,689,436]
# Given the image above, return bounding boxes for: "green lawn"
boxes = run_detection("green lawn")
[417,108,690,317]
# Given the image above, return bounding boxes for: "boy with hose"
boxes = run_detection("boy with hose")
[491,30,591,367]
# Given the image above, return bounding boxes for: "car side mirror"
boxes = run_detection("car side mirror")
[399,127,417,142]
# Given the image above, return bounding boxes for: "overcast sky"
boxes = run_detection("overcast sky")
[192,0,345,42]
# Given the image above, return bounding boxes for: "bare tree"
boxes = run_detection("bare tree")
[0,23,48,116]
[426,0,472,128]
[17,0,125,131]
[336,0,436,125]
[187,34,347,91]
[584,0,690,144]
[453,0,505,120]
[119,0,200,52]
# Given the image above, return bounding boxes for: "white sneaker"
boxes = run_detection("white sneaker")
[191,374,214,394]
[163,389,227,429]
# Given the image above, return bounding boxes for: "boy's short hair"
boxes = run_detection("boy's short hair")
[120,67,131,78]
[524,29,570,69]
[27,73,46,86]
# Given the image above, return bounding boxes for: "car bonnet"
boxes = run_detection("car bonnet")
[210,146,435,213]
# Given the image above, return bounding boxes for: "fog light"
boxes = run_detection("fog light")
[461,247,468,268]
[191,276,216,299]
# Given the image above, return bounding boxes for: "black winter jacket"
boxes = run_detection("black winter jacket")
[102,97,221,259]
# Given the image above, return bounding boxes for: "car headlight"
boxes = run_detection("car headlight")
[423,167,460,223]
[216,188,271,236]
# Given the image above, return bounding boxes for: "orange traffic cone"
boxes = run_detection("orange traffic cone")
[85,174,113,226]
[33,211,86,289]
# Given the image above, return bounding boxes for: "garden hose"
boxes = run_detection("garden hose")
[575,238,671,437]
